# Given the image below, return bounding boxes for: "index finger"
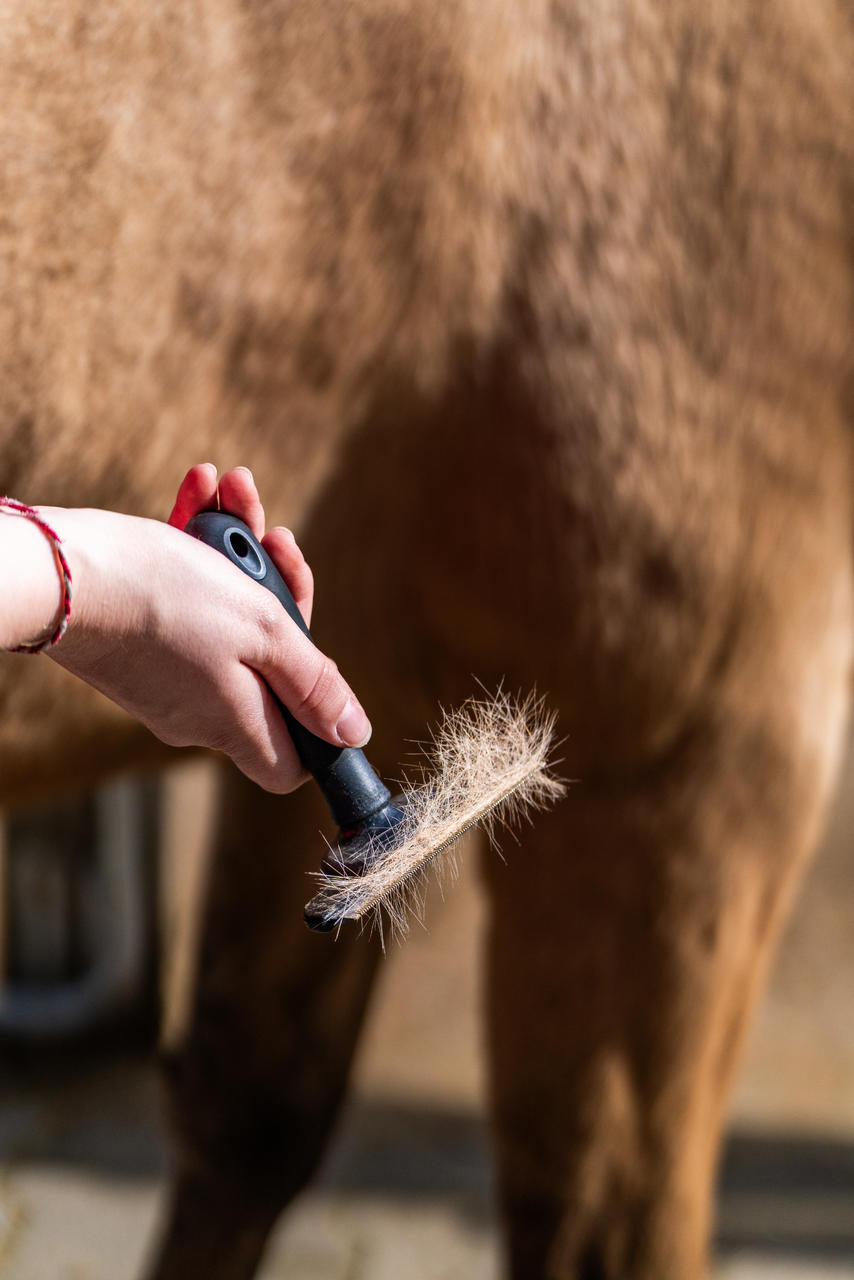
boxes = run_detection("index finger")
[168,463,218,528]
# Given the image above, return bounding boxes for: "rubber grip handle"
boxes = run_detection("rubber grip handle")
[184,510,391,828]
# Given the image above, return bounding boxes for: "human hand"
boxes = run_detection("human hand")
[43,465,371,792]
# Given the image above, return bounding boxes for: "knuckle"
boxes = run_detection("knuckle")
[156,725,188,749]
[255,768,292,796]
[256,598,285,642]
[296,656,342,719]
[149,705,197,750]
[205,724,242,757]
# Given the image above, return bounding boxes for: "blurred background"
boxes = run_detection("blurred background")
[0,724,852,1280]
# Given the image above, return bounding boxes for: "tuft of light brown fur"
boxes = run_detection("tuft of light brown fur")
[305,691,566,942]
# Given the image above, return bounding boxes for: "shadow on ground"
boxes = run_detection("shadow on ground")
[2,1048,852,1268]
[717,1131,854,1263]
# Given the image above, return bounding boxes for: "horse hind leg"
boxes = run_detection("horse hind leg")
[482,558,853,1279]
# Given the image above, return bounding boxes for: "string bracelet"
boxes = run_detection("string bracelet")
[0,497,73,652]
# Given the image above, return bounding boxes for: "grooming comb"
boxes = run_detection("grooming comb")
[186,511,565,937]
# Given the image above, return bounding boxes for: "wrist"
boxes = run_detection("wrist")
[0,501,71,652]
[41,506,162,665]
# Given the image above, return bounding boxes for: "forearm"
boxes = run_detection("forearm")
[0,508,66,651]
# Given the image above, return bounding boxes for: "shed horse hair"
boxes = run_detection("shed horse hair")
[305,690,566,939]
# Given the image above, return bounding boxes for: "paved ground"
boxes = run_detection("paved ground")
[1,731,853,1280]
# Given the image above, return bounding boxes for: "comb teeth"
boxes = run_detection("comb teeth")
[303,690,566,943]
[303,801,407,931]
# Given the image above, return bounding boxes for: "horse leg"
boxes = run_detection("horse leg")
[483,582,852,1279]
[146,763,383,1280]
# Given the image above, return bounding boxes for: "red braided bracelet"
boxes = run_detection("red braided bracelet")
[0,497,73,652]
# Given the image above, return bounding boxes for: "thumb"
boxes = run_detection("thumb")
[254,618,372,750]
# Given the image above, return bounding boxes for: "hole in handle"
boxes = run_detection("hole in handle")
[225,526,267,580]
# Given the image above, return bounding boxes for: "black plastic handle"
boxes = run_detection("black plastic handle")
[184,510,391,828]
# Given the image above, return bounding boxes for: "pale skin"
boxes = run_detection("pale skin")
[0,463,371,793]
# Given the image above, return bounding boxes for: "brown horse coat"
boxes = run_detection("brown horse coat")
[1,2,853,1275]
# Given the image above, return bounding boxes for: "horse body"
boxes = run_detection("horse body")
[1,2,853,1276]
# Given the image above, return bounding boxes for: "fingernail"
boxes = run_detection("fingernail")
[336,697,372,748]
[235,466,254,481]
